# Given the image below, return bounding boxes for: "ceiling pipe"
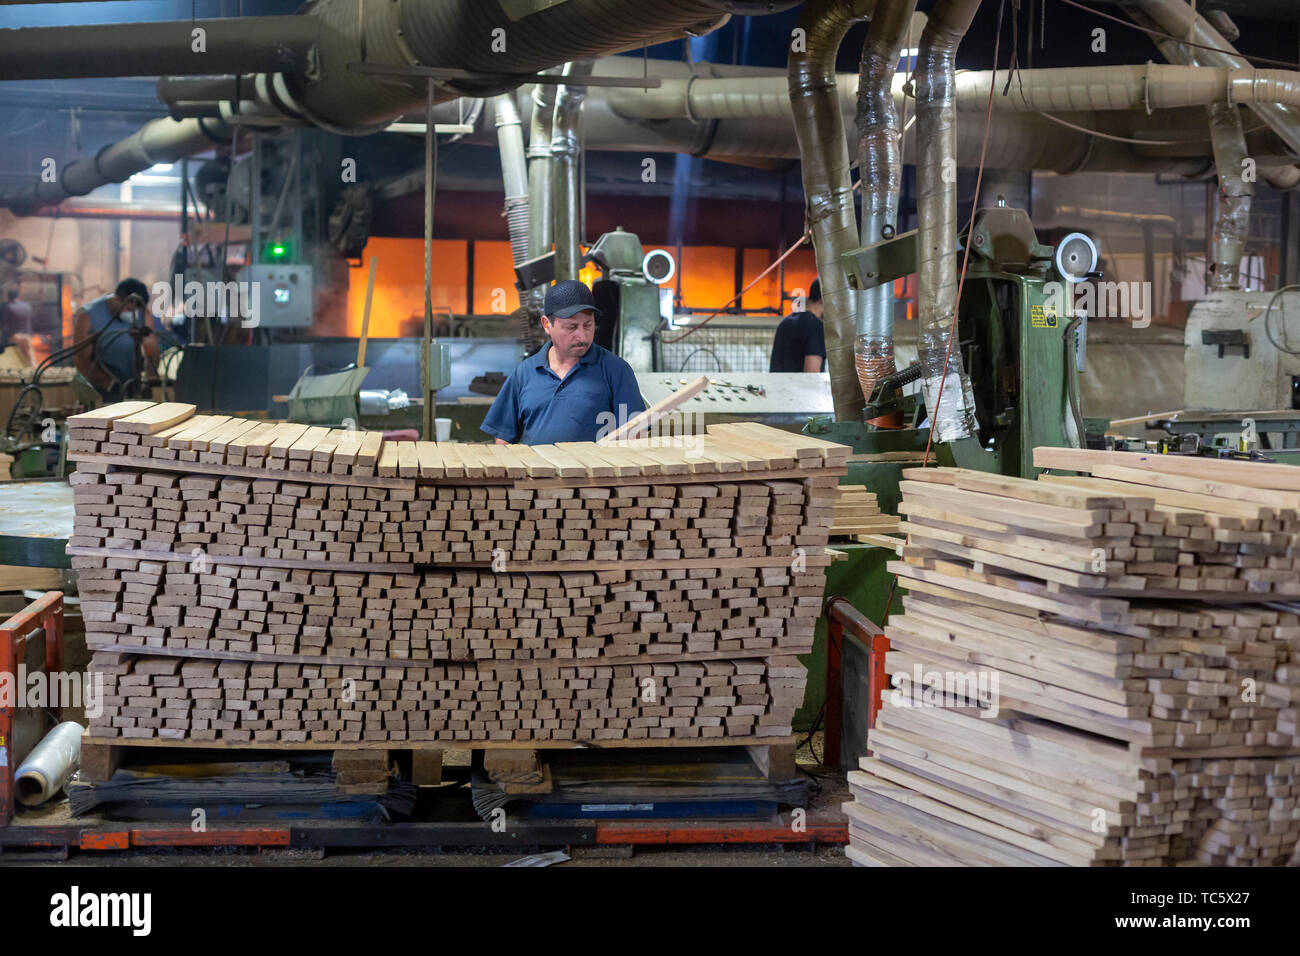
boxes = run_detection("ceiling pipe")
[2,0,797,213]
[0,16,319,80]
[1207,101,1254,290]
[391,56,1293,175]
[788,0,877,424]
[492,92,532,310]
[915,0,980,443]
[527,74,559,327]
[290,0,798,133]
[612,63,1300,119]
[1125,0,1300,156]
[157,75,255,105]
[18,115,230,215]
[590,55,1299,168]
[855,0,917,424]
[552,61,593,284]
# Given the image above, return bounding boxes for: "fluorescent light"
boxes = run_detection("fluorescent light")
[900,47,919,57]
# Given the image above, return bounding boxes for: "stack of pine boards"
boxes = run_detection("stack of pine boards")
[846,448,1300,867]
[829,484,899,538]
[66,402,847,747]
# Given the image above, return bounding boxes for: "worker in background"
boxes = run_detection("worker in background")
[482,279,645,445]
[0,286,36,366]
[769,277,827,373]
[73,278,161,401]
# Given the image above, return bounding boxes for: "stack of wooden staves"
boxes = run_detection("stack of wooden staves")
[67,403,846,747]
[845,449,1300,866]
[828,484,898,538]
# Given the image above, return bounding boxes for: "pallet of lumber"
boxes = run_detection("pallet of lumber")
[829,484,899,537]
[86,652,805,744]
[73,555,823,664]
[65,466,837,568]
[845,456,1300,867]
[68,403,848,750]
[66,403,849,484]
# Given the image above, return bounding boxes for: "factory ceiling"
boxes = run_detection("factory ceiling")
[1,0,1299,223]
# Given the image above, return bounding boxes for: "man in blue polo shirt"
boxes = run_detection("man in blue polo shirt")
[482,279,645,445]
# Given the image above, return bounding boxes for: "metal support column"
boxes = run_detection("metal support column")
[421,79,438,441]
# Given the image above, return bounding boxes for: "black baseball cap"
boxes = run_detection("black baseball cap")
[545,279,602,320]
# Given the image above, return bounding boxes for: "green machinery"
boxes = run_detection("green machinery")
[821,201,1098,496]
[795,202,1100,728]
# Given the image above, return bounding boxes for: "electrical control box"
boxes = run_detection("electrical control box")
[237,264,314,328]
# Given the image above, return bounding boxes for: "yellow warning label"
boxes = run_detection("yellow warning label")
[1030,304,1059,329]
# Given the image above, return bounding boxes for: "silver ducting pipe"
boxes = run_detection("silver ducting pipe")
[1128,0,1300,157]
[2,0,796,211]
[613,63,1300,118]
[0,16,318,80]
[856,0,917,421]
[9,115,229,214]
[528,76,559,322]
[295,0,796,135]
[552,61,592,284]
[788,0,876,424]
[952,64,1300,113]
[14,721,83,807]
[1207,102,1254,290]
[493,92,532,309]
[1263,164,1300,189]
[916,0,980,443]
[598,57,1300,167]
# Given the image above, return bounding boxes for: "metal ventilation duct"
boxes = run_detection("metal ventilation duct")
[0,0,800,212]
[915,0,979,443]
[855,0,917,422]
[788,0,875,424]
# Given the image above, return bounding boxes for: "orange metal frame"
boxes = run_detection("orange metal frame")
[0,591,65,827]
[824,597,889,768]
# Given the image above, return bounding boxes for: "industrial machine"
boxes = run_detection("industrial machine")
[1184,288,1300,413]
[827,201,1097,497]
[797,203,1101,730]
[585,228,675,372]
[1168,288,1300,456]
[635,372,831,428]
[516,227,675,373]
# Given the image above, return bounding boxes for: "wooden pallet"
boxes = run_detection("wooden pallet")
[77,735,799,787]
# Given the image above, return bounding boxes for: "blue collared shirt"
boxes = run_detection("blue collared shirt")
[481,342,646,445]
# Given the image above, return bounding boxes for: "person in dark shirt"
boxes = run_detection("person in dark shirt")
[769,277,826,373]
[0,287,36,365]
[73,278,161,401]
[481,279,645,445]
